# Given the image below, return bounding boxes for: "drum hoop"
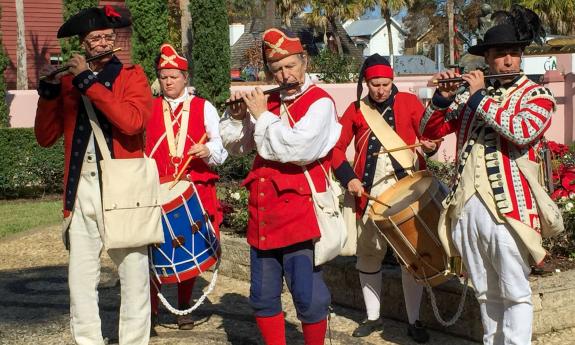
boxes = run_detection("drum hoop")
[161,183,195,213]
[370,172,440,224]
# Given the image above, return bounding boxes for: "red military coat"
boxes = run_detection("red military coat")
[332,92,427,214]
[35,59,152,217]
[243,85,335,250]
[145,96,221,229]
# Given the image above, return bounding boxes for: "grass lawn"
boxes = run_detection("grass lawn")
[0,198,61,238]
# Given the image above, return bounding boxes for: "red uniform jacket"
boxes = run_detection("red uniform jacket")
[35,58,152,217]
[145,96,221,229]
[332,92,427,215]
[243,85,335,250]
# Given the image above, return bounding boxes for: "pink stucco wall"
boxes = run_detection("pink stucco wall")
[9,70,573,162]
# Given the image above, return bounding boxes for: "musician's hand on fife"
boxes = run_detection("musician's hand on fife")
[188,143,210,159]
[420,139,437,153]
[243,87,269,120]
[434,70,460,99]
[39,64,65,84]
[227,91,248,120]
[461,69,485,96]
[66,53,90,77]
[347,178,364,197]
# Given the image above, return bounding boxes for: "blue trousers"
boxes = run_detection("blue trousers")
[249,241,331,323]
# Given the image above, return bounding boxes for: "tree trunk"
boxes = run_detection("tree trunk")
[264,0,275,30]
[382,6,394,68]
[180,0,191,53]
[447,0,455,67]
[328,17,344,57]
[15,0,28,89]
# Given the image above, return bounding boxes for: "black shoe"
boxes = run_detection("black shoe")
[407,320,429,343]
[352,318,382,337]
[177,313,195,330]
[150,314,158,337]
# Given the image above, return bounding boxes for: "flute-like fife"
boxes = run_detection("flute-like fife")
[224,82,300,106]
[432,72,522,84]
[39,47,122,81]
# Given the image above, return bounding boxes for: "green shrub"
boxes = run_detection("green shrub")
[214,152,254,235]
[215,153,254,182]
[217,181,248,235]
[0,128,64,198]
[0,6,9,127]
[425,157,455,185]
[189,0,230,109]
[126,0,168,81]
[59,0,98,61]
[309,49,360,83]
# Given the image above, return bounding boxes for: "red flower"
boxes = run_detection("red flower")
[547,140,569,157]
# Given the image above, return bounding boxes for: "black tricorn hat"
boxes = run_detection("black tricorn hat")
[57,5,131,38]
[468,23,531,56]
[468,5,545,56]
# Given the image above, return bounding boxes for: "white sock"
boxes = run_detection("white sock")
[359,271,382,321]
[401,268,423,324]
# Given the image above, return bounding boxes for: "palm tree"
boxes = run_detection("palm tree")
[307,0,365,57]
[364,0,413,67]
[520,0,575,35]
[277,0,307,27]
[15,0,27,89]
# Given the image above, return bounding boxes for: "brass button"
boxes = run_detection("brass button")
[260,236,266,241]
[260,177,265,182]
[259,192,264,197]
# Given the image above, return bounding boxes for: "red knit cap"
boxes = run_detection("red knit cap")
[157,43,188,71]
[262,28,304,63]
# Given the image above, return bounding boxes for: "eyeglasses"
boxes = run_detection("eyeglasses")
[84,33,116,45]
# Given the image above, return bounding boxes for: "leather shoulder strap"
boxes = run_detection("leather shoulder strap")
[359,98,415,170]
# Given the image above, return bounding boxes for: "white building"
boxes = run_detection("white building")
[344,18,407,57]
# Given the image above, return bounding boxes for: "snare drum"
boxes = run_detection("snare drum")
[149,176,220,284]
[368,171,455,287]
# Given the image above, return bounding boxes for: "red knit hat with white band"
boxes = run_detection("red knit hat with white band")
[356,53,394,108]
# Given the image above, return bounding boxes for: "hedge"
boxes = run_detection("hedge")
[0,128,64,198]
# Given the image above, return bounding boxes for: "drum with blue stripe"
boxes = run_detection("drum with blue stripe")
[150,177,220,284]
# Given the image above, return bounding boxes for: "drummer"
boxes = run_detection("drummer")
[331,54,437,343]
[144,43,228,332]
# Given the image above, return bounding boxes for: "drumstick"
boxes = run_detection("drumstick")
[168,133,208,190]
[362,192,391,208]
[372,138,444,156]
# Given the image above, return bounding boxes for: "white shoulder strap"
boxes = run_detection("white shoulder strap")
[81,95,111,160]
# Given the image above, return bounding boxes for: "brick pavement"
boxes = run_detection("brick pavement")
[1,226,574,345]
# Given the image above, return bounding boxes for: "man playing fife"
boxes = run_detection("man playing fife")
[35,5,153,345]
[220,28,341,345]
[145,43,228,332]
[420,7,556,345]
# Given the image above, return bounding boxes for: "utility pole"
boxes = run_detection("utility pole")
[15,0,28,89]
[447,0,455,67]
